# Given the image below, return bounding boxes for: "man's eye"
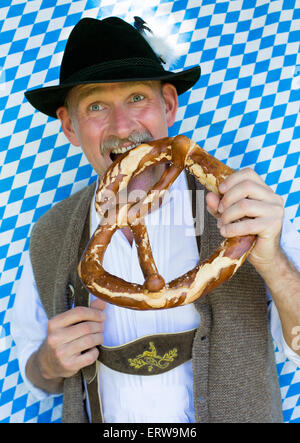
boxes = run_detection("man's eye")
[89,103,103,111]
[131,94,145,103]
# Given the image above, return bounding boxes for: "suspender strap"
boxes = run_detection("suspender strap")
[97,328,197,375]
[69,203,104,423]
[72,175,201,422]
[83,328,197,422]
[84,362,103,424]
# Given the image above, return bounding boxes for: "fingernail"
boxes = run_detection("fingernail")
[218,203,224,213]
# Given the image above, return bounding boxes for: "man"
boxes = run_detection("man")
[12,16,300,423]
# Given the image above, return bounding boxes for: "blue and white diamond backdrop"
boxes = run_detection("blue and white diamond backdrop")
[0,0,299,423]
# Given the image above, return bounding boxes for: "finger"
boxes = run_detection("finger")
[63,320,106,344]
[219,216,280,238]
[219,199,282,226]
[218,181,281,214]
[59,346,100,376]
[48,306,105,330]
[90,298,106,311]
[206,192,221,218]
[47,317,105,349]
[219,167,269,194]
[68,332,104,356]
[75,346,100,370]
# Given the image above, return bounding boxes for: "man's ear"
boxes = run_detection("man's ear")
[161,83,179,128]
[56,106,81,146]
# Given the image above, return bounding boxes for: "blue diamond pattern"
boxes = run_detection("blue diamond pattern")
[0,0,299,424]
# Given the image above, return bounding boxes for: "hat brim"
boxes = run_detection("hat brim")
[25,66,200,119]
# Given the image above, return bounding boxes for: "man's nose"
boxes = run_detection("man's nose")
[109,105,136,139]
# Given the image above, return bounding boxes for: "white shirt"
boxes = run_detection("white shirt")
[11,171,300,422]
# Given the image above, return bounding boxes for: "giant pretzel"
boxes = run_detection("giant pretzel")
[78,135,256,310]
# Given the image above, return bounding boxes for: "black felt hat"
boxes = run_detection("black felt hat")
[25,17,201,119]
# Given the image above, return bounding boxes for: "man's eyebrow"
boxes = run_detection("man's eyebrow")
[76,85,105,102]
[75,81,156,102]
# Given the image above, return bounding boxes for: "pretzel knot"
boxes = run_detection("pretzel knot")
[78,135,256,310]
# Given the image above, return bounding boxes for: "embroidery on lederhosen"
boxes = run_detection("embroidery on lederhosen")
[128,341,178,373]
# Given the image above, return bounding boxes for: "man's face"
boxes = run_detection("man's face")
[57,81,178,176]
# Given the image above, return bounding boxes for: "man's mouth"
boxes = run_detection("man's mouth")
[103,131,154,163]
[109,143,139,162]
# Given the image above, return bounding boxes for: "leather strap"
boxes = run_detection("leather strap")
[84,362,103,424]
[70,202,104,423]
[83,328,197,423]
[97,328,197,375]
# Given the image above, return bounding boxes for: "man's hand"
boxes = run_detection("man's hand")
[26,298,106,393]
[206,167,285,270]
[206,167,300,357]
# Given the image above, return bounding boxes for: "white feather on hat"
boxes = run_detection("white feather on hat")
[133,16,181,69]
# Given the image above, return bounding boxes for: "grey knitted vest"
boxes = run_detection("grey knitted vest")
[29,174,283,423]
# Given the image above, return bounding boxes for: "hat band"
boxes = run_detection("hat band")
[62,57,165,84]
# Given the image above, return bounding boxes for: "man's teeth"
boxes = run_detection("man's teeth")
[111,145,136,155]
